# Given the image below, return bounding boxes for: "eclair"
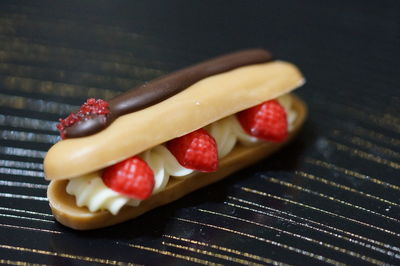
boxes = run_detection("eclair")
[44,49,307,230]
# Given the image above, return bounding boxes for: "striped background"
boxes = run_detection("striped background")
[0,1,399,265]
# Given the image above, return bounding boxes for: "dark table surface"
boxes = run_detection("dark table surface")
[0,1,399,265]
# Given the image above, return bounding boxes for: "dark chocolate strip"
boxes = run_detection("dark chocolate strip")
[65,49,273,138]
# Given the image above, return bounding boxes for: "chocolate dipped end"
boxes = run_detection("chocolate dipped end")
[63,114,112,138]
[63,49,273,139]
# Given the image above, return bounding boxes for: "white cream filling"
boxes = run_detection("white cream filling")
[66,95,296,215]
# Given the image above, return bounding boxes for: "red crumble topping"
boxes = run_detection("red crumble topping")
[56,98,110,139]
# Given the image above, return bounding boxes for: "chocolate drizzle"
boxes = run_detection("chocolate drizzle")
[64,49,273,138]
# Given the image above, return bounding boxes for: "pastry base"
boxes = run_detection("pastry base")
[47,95,307,230]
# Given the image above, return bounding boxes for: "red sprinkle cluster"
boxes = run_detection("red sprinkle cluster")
[56,98,110,139]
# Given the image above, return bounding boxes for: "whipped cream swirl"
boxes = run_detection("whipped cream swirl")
[66,95,296,214]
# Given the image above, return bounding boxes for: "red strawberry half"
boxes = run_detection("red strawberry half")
[237,100,288,142]
[102,156,154,200]
[167,129,218,172]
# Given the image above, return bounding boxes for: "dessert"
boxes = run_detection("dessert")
[44,49,307,230]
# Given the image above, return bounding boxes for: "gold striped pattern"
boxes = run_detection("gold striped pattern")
[197,208,386,265]
[0,35,163,67]
[0,114,56,132]
[0,48,163,79]
[0,259,47,266]
[163,235,288,265]
[0,167,44,178]
[0,146,46,159]
[0,192,48,201]
[1,52,160,75]
[0,213,53,223]
[0,61,144,91]
[0,14,194,59]
[228,196,400,255]
[342,106,400,134]
[331,140,400,170]
[351,136,400,159]
[0,180,47,189]
[319,102,400,134]
[129,244,220,265]
[295,171,400,207]
[265,177,400,223]
[162,241,264,266]
[0,93,76,115]
[0,129,59,143]
[0,75,119,100]
[332,130,400,159]
[0,35,167,74]
[351,125,400,147]
[305,158,400,191]
[0,223,61,234]
[0,159,43,170]
[174,217,345,265]
[0,206,52,217]
[0,160,43,171]
[225,200,400,259]
[0,244,135,265]
[241,187,400,237]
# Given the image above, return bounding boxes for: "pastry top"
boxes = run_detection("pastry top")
[44,60,304,181]
[62,49,272,139]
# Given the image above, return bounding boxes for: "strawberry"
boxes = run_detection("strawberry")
[102,156,154,200]
[237,100,288,142]
[167,129,218,172]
